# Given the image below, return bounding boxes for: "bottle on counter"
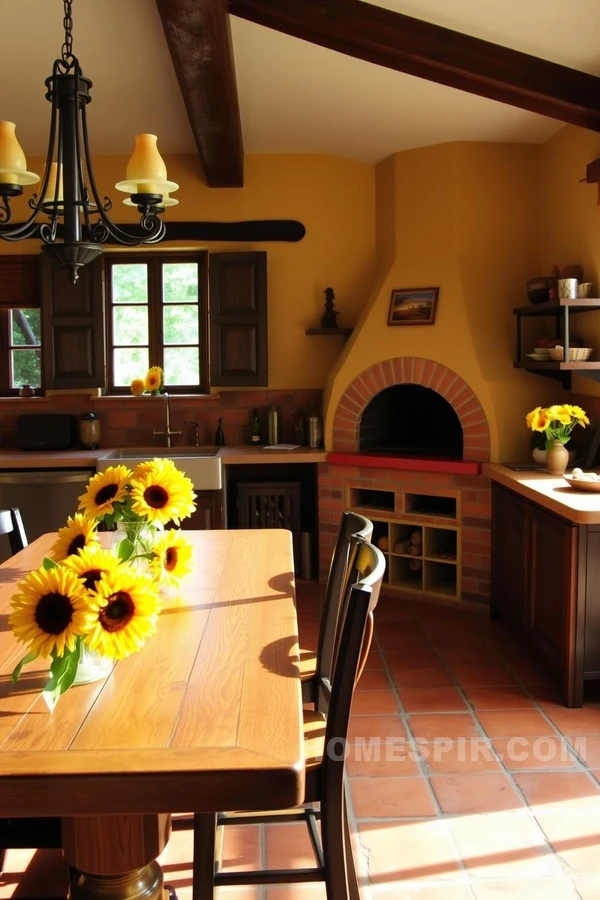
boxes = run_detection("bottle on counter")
[215,417,225,447]
[79,412,101,449]
[251,409,261,444]
[267,404,280,445]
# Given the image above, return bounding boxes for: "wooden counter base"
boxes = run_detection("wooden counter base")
[486,466,600,707]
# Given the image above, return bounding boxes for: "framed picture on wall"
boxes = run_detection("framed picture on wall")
[387,287,439,326]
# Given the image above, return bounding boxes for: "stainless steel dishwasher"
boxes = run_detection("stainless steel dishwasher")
[0,469,95,562]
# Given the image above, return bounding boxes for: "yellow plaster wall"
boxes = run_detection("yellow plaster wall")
[325,141,553,460]
[537,125,600,399]
[1,153,377,390]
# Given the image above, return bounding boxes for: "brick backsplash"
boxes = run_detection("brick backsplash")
[0,390,323,449]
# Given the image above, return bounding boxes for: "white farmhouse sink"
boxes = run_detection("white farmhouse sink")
[96,447,222,490]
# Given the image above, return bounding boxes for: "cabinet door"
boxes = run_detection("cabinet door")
[490,485,528,629]
[41,255,105,389]
[0,256,39,308]
[209,252,267,386]
[528,504,576,673]
[182,491,224,530]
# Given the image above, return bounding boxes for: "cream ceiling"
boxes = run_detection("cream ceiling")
[2,0,600,164]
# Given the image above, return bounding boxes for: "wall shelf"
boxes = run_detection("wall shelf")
[514,298,600,388]
[305,327,353,336]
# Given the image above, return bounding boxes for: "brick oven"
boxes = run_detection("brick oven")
[318,357,492,608]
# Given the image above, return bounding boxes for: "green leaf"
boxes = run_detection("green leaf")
[117,537,134,561]
[11,651,38,684]
[104,512,115,531]
[42,641,82,712]
[42,557,58,570]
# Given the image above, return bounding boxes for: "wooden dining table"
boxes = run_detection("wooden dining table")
[0,529,304,900]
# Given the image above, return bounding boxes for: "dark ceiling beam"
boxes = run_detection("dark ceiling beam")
[228,0,600,131]
[156,0,244,187]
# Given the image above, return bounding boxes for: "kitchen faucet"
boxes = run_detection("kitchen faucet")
[153,392,182,448]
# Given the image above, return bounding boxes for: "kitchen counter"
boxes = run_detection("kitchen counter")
[483,463,600,525]
[0,446,327,470]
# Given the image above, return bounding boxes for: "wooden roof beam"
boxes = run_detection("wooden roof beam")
[228,0,600,132]
[156,0,244,187]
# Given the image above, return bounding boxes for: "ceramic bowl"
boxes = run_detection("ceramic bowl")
[563,475,600,492]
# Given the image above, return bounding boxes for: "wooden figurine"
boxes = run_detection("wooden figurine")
[321,287,339,329]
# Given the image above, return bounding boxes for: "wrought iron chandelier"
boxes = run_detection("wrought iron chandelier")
[0,0,179,283]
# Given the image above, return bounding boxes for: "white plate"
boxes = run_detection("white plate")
[563,476,600,493]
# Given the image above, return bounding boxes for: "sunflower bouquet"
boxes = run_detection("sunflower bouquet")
[526,404,589,448]
[9,458,196,710]
[130,365,163,396]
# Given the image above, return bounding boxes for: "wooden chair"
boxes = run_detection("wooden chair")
[0,508,61,872]
[0,508,28,555]
[192,538,386,900]
[300,511,373,704]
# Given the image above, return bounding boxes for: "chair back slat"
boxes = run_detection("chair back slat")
[315,512,373,687]
[319,540,385,782]
[0,508,28,555]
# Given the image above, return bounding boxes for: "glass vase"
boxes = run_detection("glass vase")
[73,644,113,685]
[111,520,156,570]
[546,439,569,475]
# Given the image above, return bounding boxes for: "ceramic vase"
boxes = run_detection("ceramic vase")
[546,439,569,475]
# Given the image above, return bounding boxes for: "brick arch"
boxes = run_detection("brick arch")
[332,357,490,461]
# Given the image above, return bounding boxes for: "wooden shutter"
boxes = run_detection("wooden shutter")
[41,255,106,389]
[209,251,267,386]
[0,256,40,309]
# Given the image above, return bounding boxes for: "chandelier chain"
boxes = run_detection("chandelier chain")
[62,0,74,63]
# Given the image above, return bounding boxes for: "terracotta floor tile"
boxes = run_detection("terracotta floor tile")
[0,849,68,899]
[351,690,399,716]
[399,687,468,713]
[378,633,432,653]
[385,651,444,671]
[350,776,437,818]
[546,707,600,735]
[346,739,421,777]
[448,810,559,877]
[439,647,502,667]
[430,772,524,814]
[348,714,407,743]
[535,809,600,875]
[390,667,453,689]
[221,824,261,872]
[520,684,564,709]
[507,660,556,685]
[216,890,260,900]
[407,713,479,742]
[423,739,501,774]
[355,668,392,692]
[264,822,318,871]
[476,709,555,738]
[513,771,600,809]
[463,685,535,710]
[358,819,462,882]
[492,736,578,770]
[267,888,326,900]
[472,879,579,899]
[450,664,517,687]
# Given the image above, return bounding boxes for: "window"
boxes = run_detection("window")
[105,253,208,393]
[0,308,42,394]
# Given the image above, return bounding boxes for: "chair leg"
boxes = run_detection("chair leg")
[192,813,216,900]
[342,789,360,900]
[321,789,350,900]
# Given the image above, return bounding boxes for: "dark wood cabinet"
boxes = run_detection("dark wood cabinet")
[182,491,224,530]
[41,255,105,390]
[0,256,40,309]
[209,252,268,386]
[491,483,593,706]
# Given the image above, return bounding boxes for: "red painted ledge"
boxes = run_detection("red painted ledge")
[326,452,481,475]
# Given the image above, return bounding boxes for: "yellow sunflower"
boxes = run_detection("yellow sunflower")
[150,530,194,586]
[78,465,132,519]
[50,513,100,561]
[131,457,177,480]
[130,377,145,396]
[566,404,590,425]
[63,545,122,591]
[145,366,163,393]
[526,406,551,432]
[82,567,161,659]
[129,459,196,526]
[9,565,89,658]
[547,405,573,426]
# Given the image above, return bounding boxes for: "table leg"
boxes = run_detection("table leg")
[62,814,171,900]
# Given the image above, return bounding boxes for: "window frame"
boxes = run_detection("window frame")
[104,251,209,395]
[0,307,43,396]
